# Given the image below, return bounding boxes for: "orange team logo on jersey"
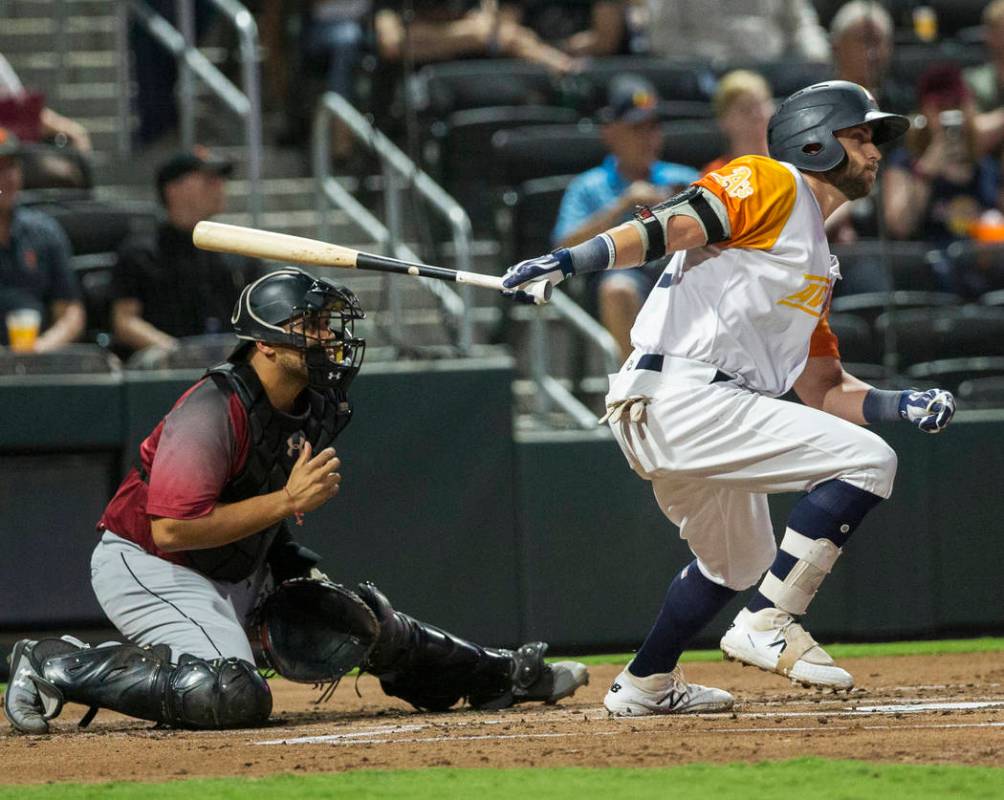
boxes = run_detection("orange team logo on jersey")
[778,274,833,318]
[707,165,754,199]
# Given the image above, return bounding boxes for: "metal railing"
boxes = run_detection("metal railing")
[313,92,620,427]
[115,0,263,224]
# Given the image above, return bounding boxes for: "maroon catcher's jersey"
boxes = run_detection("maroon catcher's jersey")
[98,378,250,564]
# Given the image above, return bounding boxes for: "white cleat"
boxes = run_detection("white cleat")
[720,607,853,690]
[603,666,734,716]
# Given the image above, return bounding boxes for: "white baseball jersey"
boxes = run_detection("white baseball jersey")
[630,155,841,396]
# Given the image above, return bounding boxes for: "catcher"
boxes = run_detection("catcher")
[4,268,588,734]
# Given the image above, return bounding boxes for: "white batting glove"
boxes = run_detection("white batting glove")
[899,388,956,434]
[501,249,575,295]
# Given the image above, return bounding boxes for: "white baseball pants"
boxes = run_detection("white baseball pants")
[605,356,897,590]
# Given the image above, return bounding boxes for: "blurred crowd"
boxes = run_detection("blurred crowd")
[3,0,1004,396]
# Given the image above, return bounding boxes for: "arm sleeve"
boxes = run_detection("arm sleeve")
[145,381,239,520]
[694,156,798,251]
[809,311,841,359]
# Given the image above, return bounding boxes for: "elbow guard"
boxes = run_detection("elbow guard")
[628,185,731,263]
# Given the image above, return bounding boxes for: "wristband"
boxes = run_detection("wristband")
[567,233,615,274]
[283,486,305,526]
[862,388,905,423]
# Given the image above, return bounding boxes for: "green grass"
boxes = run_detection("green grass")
[570,636,1004,666]
[2,760,1003,799]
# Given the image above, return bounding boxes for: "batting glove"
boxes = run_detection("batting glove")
[899,388,956,434]
[501,249,575,295]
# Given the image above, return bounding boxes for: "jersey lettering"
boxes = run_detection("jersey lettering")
[778,274,833,318]
[707,165,754,199]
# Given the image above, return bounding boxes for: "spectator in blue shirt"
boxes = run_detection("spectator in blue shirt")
[0,127,84,350]
[552,75,698,359]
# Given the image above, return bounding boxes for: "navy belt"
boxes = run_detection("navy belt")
[635,354,733,383]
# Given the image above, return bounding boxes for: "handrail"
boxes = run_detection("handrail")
[313,92,471,349]
[313,91,616,428]
[116,0,263,225]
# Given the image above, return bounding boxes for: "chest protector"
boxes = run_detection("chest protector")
[184,361,352,582]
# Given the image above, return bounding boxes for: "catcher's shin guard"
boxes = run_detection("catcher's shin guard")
[5,638,271,732]
[356,582,513,711]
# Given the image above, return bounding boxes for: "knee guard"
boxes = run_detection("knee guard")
[356,582,512,711]
[36,641,271,729]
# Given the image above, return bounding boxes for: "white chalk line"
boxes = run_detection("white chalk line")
[255,720,1004,747]
[254,700,1004,747]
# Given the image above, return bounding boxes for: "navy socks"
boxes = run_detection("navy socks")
[629,559,737,678]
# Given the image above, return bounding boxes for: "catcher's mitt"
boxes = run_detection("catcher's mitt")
[249,578,380,683]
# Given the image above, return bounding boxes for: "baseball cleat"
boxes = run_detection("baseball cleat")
[603,666,734,716]
[476,642,589,709]
[4,639,68,735]
[720,607,853,690]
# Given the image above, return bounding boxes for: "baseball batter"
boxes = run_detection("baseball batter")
[502,81,957,715]
[4,268,588,734]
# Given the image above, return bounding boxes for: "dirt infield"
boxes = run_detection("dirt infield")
[2,652,1002,784]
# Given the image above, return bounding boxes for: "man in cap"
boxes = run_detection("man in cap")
[111,147,259,354]
[552,74,698,360]
[4,268,589,734]
[503,81,956,715]
[0,126,85,351]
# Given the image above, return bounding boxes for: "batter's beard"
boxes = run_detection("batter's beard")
[821,160,874,201]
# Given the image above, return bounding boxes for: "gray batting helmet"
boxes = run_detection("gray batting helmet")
[768,81,909,172]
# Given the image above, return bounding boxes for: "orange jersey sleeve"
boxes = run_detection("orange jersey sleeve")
[808,311,841,359]
[695,155,797,251]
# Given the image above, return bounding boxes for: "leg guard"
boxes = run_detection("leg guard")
[11,639,271,731]
[356,582,512,711]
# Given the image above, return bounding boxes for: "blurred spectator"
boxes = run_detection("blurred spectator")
[510,0,628,57]
[964,0,1004,113]
[0,128,85,351]
[0,53,91,152]
[129,1,216,147]
[701,70,772,174]
[883,65,1002,293]
[647,0,829,66]
[552,75,698,359]
[374,0,576,73]
[830,0,912,115]
[111,148,259,353]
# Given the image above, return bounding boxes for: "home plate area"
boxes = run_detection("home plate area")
[2,653,1003,784]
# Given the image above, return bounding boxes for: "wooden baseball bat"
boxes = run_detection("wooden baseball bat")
[192,221,552,305]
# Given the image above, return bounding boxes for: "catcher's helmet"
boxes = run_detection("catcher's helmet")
[230,267,365,390]
[768,81,910,172]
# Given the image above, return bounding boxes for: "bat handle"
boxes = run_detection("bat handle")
[455,272,552,305]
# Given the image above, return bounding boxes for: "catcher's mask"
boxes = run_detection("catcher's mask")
[230,267,366,391]
[768,80,909,172]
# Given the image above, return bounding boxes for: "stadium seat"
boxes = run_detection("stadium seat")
[409,60,556,118]
[906,356,1004,395]
[430,106,581,235]
[831,290,962,329]
[660,119,728,170]
[827,312,878,363]
[831,240,939,294]
[890,42,984,87]
[945,241,1004,298]
[125,334,239,371]
[498,174,575,263]
[493,123,607,190]
[876,306,1004,368]
[577,57,718,111]
[957,374,1004,409]
[0,344,120,376]
[722,59,832,98]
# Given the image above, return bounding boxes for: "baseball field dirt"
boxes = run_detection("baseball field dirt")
[2,651,1002,784]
